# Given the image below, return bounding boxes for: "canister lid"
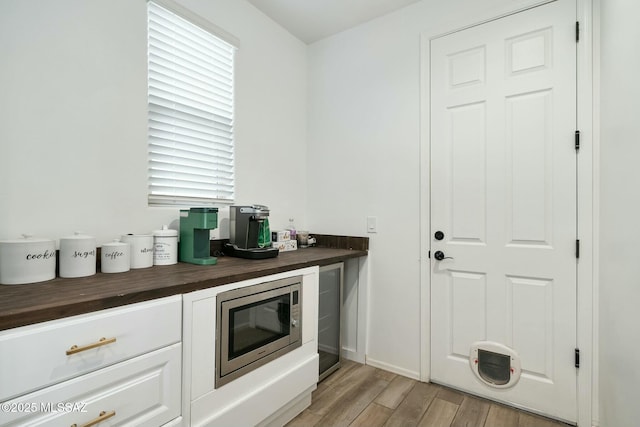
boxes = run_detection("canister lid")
[153,225,178,237]
[60,231,95,241]
[102,239,128,248]
[0,234,54,244]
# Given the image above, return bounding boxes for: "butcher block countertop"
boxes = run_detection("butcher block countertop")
[0,237,367,332]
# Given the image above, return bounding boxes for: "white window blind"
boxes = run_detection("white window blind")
[147,1,235,205]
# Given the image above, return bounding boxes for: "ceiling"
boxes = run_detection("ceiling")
[246,0,422,44]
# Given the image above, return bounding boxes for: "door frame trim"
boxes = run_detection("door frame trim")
[418,1,596,425]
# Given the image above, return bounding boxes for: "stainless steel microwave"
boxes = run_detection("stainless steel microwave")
[215,276,302,387]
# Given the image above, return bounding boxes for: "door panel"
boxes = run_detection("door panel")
[450,102,487,243]
[430,0,577,422]
[449,271,487,358]
[507,275,554,377]
[507,90,553,245]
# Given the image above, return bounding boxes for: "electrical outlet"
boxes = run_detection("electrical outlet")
[366,216,377,233]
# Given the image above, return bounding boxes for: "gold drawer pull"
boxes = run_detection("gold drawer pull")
[71,410,116,427]
[66,337,116,356]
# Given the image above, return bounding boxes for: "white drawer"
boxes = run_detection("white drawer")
[0,295,181,401]
[0,343,181,427]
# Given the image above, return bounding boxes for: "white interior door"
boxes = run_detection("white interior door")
[430,0,577,422]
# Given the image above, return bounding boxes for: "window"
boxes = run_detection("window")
[147,0,235,205]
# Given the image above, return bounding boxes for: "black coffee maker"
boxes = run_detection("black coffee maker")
[223,205,280,259]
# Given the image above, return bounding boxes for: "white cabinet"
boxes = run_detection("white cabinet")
[1,345,181,427]
[182,267,319,427]
[0,296,182,427]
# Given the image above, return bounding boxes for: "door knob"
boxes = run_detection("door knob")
[433,251,453,261]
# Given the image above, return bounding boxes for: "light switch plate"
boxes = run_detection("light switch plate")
[366,216,377,233]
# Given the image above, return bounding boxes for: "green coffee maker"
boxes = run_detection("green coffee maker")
[179,207,218,265]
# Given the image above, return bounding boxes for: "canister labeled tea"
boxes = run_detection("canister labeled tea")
[121,234,154,269]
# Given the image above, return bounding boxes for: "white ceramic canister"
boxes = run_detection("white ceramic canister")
[101,239,130,273]
[0,234,56,285]
[59,232,97,278]
[153,225,178,266]
[121,234,154,269]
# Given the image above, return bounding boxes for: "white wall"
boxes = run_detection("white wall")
[598,0,640,425]
[306,0,552,379]
[306,3,422,377]
[0,0,306,245]
[6,0,635,423]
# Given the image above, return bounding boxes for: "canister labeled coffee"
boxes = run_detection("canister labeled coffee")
[101,239,130,273]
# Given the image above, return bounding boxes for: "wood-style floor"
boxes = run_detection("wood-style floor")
[287,360,572,427]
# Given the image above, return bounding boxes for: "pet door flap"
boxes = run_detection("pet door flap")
[469,341,521,389]
[478,349,510,385]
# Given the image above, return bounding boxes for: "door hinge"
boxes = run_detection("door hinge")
[576,21,580,42]
[575,348,580,368]
[576,239,580,259]
[575,130,580,151]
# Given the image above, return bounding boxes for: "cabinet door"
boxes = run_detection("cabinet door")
[0,344,181,427]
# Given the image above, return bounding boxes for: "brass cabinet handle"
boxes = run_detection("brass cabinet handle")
[66,337,116,356]
[71,410,116,427]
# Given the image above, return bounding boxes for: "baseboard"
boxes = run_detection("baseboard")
[342,347,365,364]
[365,357,421,380]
